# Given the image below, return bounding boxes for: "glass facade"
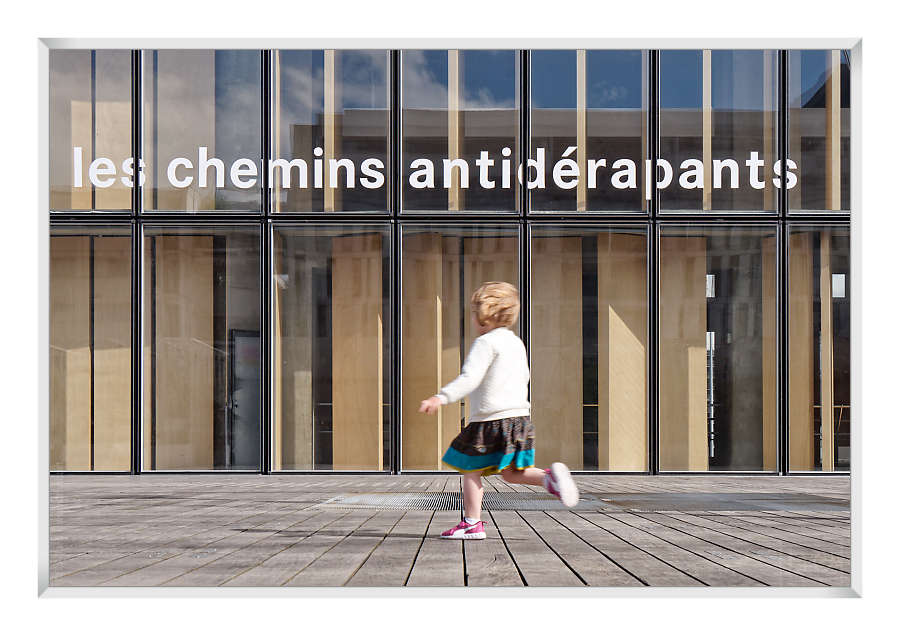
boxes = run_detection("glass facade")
[48,47,852,474]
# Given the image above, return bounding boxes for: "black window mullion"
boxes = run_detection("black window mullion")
[131,49,143,474]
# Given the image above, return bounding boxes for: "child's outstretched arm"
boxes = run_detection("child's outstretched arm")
[418,338,495,415]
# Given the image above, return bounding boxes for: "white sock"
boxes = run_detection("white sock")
[464,516,480,525]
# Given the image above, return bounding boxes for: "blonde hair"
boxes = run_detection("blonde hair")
[471,281,520,328]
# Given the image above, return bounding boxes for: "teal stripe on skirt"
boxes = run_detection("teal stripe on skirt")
[442,445,535,475]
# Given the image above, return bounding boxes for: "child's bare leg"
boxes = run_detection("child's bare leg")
[462,472,484,520]
[500,466,546,487]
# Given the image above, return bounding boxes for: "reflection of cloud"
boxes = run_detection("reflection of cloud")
[403,50,516,110]
[401,50,447,109]
[279,61,324,124]
[464,86,515,110]
[590,80,629,106]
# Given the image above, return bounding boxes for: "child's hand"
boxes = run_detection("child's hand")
[419,396,442,415]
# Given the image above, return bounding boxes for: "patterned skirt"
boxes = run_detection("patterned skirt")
[441,415,535,476]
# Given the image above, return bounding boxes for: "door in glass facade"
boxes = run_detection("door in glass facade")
[50,226,132,471]
[400,225,519,470]
[530,226,648,470]
[272,225,391,470]
[658,225,778,471]
[142,225,261,470]
[788,226,850,471]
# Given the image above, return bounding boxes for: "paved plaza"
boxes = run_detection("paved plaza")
[48,474,851,588]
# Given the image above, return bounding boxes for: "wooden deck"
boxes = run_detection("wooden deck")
[48,474,851,588]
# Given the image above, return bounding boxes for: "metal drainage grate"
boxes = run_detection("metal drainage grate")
[316,492,609,511]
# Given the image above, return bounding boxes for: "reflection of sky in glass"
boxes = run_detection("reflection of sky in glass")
[402,50,447,108]
[402,50,516,109]
[711,51,773,111]
[793,49,850,108]
[461,50,516,109]
[531,51,576,108]
[532,50,644,109]
[660,50,701,109]
[662,50,774,111]
[587,50,643,108]
[214,50,261,163]
[340,51,388,110]
[279,50,324,125]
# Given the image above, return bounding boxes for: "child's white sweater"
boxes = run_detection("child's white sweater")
[437,326,531,423]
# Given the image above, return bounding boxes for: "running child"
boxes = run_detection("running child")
[418,281,579,540]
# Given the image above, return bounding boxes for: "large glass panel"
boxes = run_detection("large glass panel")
[400,225,519,469]
[788,50,851,212]
[531,50,647,212]
[143,225,260,470]
[50,50,132,212]
[401,50,520,212]
[272,225,391,470]
[788,226,850,471]
[50,225,132,470]
[144,50,262,212]
[658,225,777,471]
[272,50,390,213]
[531,226,648,470]
[660,50,778,213]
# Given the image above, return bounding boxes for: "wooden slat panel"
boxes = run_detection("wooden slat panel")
[789,232,815,470]
[762,235,777,471]
[50,236,91,470]
[440,237,462,452]
[531,235,583,469]
[598,232,647,471]
[702,49,712,211]
[825,49,841,211]
[402,233,444,469]
[332,233,384,470]
[819,231,835,470]
[462,236,518,427]
[92,236,131,470]
[659,236,708,470]
[152,235,214,469]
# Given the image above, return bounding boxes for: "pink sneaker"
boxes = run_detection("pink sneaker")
[545,462,579,507]
[440,519,487,540]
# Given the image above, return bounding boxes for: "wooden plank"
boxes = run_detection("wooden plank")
[346,511,434,586]
[463,518,524,586]
[713,514,851,553]
[575,512,759,586]
[520,512,643,586]
[284,511,404,586]
[488,511,583,586]
[162,510,335,586]
[550,512,701,586]
[406,511,465,586]
[685,514,850,573]
[638,513,833,586]
[59,506,313,586]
